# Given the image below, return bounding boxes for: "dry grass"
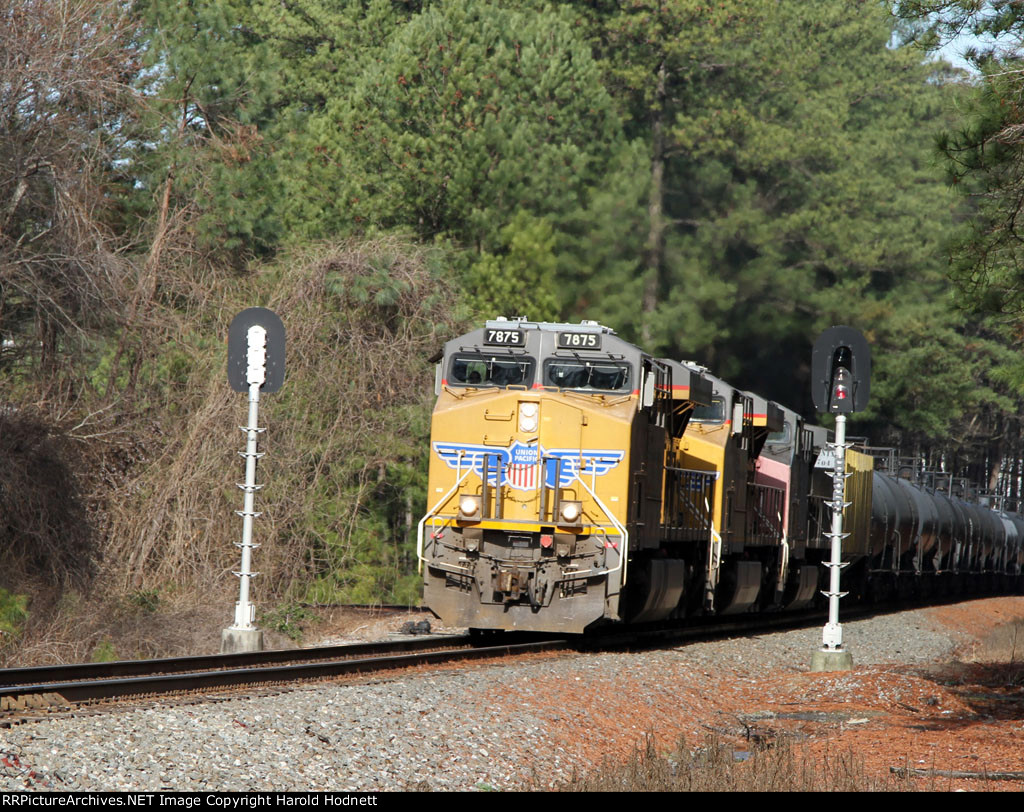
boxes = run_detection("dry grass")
[550,734,922,792]
[101,238,462,599]
[968,618,1024,665]
[4,580,301,666]
[0,239,465,665]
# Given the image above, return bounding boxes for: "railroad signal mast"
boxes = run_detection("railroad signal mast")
[223,307,285,654]
[810,326,870,672]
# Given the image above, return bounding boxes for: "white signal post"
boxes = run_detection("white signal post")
[809,327,868,673]
[819,413,851,658]
[223,324,268,653]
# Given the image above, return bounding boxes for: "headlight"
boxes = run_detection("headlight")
[459,495,481,518]
[559,501,582,524]
[518,401,539,433]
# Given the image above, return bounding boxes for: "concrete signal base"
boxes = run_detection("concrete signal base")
[221,627,264,654]
[810,648,854,672]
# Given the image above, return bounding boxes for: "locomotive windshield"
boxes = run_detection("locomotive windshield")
[767,420,793,447]
[449,353,535,387]
[543,359,631,392]
[691,396,726,423]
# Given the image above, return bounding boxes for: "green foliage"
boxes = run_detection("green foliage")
[129,0,286,253]
[260,603,316,643]
[239,0,625,316]
[887,1,1024,450]
[101,238,467,607]
[127,589,160,614]
[0,589,29,646]
[465,213,562,321]
[560,0,998,447]
[130,0,627,315]
[91,639,118,663]
[937,69,1024,319]
[87,336,199,411]
[307,0,621,247]
[7,0,1024,621]
[284,241,471,603]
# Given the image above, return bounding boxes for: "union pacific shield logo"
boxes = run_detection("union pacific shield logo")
[433,441,624,491]
[507,441,540,489]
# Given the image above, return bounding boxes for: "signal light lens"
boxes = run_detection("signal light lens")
[830,366,852,411]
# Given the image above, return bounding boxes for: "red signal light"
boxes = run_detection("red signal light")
[830,365,852,412]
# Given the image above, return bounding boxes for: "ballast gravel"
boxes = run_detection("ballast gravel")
[0,604,1001,791]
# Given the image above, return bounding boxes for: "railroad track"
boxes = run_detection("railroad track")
[0,634,569,719]
[0,596,965,723]
[0,612,811,719]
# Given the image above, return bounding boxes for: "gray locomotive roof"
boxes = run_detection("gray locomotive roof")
[742,390,785,432]
[658,359,713,406]
[680,362,737,401]
[447,319,642,365]
[483,318,615,334]
[446,321,716,404]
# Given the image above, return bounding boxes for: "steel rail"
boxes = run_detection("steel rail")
[0,634,514,688]
[0,638,569,710]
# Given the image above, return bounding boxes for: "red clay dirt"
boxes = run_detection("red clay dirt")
[503,597,1024,790]
[312,598,1024,790]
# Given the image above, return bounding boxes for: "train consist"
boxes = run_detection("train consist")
[417,318,1024,633]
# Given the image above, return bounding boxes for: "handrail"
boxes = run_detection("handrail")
[572,469,630,586]
[704,524,723,612]
[667,467,718,538]
[417,468,472,573]
[777,511,789,595]
[750,482,785,544]
[705,499,723,612]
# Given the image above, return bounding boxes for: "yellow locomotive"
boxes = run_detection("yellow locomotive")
[419,318,1023,634]
[419,319,818,632]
